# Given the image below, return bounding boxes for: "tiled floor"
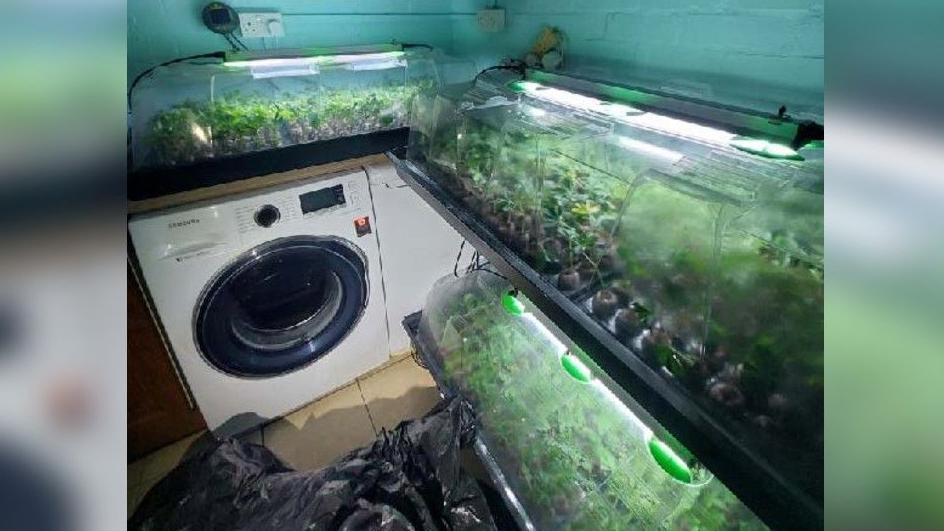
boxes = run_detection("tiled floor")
[128,355,442,517]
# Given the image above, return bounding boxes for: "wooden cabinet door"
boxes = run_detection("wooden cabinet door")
[128,265,205,460]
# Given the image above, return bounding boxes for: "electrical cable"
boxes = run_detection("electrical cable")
[223,32,242,52]
[398,42,434,51]
[473,265,509,283]
[473,60,526,83]
[411,347,428,369]
[452,240,467,278]
[127,52,226,109]
[230,32,250,51]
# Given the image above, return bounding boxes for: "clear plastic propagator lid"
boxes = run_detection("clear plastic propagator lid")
[129,48,470,170]
[406,75,824,506]
[417,271,767,530]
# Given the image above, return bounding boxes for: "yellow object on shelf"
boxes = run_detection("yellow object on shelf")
[530,26,563,56]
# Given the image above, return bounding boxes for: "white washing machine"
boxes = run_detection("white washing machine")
[129,170,389,437]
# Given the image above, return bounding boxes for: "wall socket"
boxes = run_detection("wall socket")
[477,8,505,33]
[238,11,285,38]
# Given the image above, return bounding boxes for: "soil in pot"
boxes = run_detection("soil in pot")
[512,230,531,253]
[591,289,619,320]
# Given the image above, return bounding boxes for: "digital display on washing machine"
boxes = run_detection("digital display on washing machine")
[299,184,345,214]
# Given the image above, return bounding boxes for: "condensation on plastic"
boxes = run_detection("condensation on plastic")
[129,50,474,170]
[129,397,497,531]
[416,271,767,530]
[406,73,824,505]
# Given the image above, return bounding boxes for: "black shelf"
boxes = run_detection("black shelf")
[392,153,822,530]
[128,128,408,201]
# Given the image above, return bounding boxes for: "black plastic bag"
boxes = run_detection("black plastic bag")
[130,397,496,531]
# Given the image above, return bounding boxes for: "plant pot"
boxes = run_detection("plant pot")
[497,221,518,243]
[707,381,746,410]
[525,215,546,240]
[640,328,673,366]
[614,307,643,339]
[512,230,531,253]
[535,238,564,274]
[707,344,730,372]
[610,280,634,306]
[484,214,502,230]
[767,392,791,419]
[591,289,619,320]
[578,260,598,282]
[558,268,582,291]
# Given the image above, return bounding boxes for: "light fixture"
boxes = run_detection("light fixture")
[730,136,803,160]
[223,56,320,69]
[511,80,742,146]
[618,136,684,165]
[511,80,641,118]
[223,51,405,68]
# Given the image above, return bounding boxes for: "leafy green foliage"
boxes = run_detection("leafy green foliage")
[414,95,824,485]
[142,79,435,167]
[431,288,766,530]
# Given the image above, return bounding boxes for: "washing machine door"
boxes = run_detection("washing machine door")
[194,236,368,377]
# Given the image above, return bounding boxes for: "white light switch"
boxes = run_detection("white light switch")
[238,11,285,38]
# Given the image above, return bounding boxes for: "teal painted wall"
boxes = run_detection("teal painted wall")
[454,0,824,117]
[130,1,823,116]
[128,1,487,82]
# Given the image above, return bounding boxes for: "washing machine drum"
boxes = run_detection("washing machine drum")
[195,236,368,377]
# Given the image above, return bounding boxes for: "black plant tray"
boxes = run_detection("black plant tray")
[392,153,822,531]
[128,128,408,201]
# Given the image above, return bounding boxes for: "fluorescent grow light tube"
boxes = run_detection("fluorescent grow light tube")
[512,80,737,145]
[513,81,641,120]
[618,136,684,166]
[729,136,802,159]
[514,80,805,161]
[225,51,407,79]
[224,51,405,69]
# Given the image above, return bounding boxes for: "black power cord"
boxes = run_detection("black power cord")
[230,32,250,51]
[397,42,434,51]
[224,31,249,52]
[127,52,226,109]
[452,240,467,278]
[473,60,526,83]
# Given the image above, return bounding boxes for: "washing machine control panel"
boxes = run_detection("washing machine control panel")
[233,177,366,235]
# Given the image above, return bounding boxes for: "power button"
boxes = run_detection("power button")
[354,216,371,237]
[254,204,280,227]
